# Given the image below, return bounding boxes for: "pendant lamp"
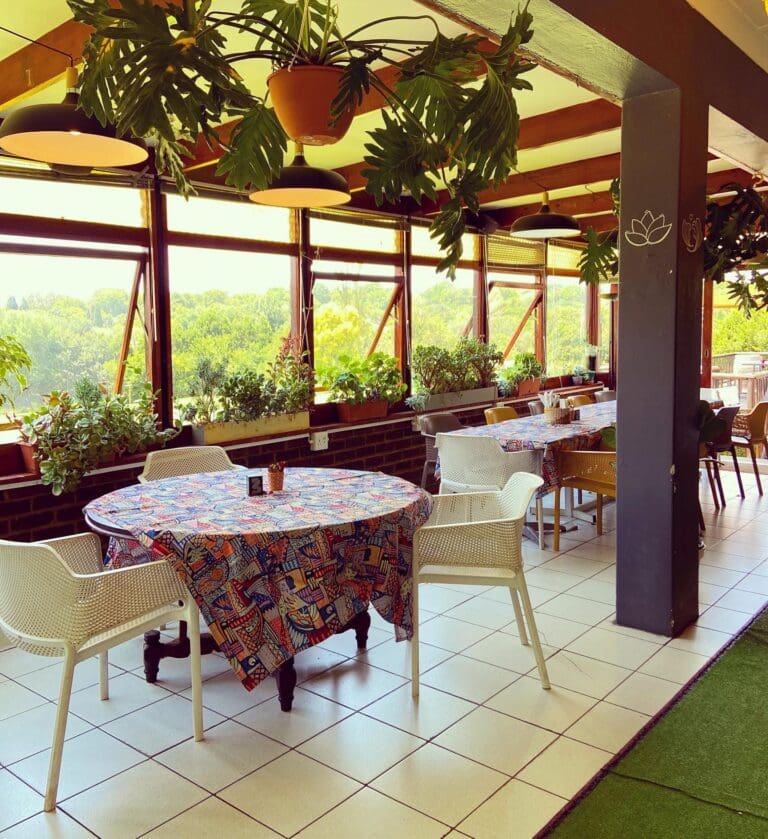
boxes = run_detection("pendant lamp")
[509,191,581,239]
[249,143,350,208]
[0,67,148,169]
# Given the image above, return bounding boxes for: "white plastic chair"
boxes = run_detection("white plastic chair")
[436,434,546,547]
[139,445,242,483]
[0,534,203,812]
[411,473,550,693]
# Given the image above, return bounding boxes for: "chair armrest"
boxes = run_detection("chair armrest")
[42,533,104,575]
[416,518,523,572]
[731,414,750,437]
[429,492,501,526]
[556,450,617,486]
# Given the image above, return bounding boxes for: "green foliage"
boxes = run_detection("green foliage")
[600,424,616,451]
[322,353,405,405]
[511,351,543,381]
[21,382,177,496]
[0,335,31,418]
[69,0,535,277]
[411,338,502,396]
[180,358,227,423]
[579,227,619,285]
[220,369,271,422]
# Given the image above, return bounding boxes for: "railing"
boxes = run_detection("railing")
[712,352,767,375]
[711,370,768,411]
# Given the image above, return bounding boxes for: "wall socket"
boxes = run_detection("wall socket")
[309,430,329,451]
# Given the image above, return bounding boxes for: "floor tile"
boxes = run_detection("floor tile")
[698,582,729,606]
[61,760,207,839]
[104,636,147,672]
[365,637,452,679]
[713,588,768,614]
[16,658,120,702]
[736,573,768,595]
[565,701,649,753]
[0,703,91,766]
[517,736,612,799]
[481,584,560,609]
[371,743,506,827]
[302,660,407,710]
[597,619,668,645]
[502,612,592,649]
[542,651,632,699]
[486,676,597,733]
[565,627,660,669]
[155,719,287,792]
[566,579,616,606]
[68,671,172,725]
[539,555,610,578]
[696,606,753,634]
[141,650,235,693]
[536,594,615,626]
[294,786,447,839]
[420,656,519,703]
[457,779,566,839]
[180,669,277,717]
[462,632,556,676]
[413,615,494,653]
[668,625,732,657]
[523,568,584,594]
[605,672,681,716]
[235,688,352,747]
[701,549,765,571]
[697,564,746,587]
[102,694,223,756]
[318,625,391,658]
[364,684,475,740]
[0,810,93,838]
[639,646,710,684]
[435,706,556,775]
[0,769,43,832]
[566,544,616,563]
[0,680,48,722]
[146,797,280,838]
[447,597,519,631]
[219,750,361,836]
[294,648,350,684]
[0,648,56,680]
[418,586,473,613]
[12,729,144,801]
[297,713,424,783]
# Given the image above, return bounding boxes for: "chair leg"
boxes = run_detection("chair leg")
[420,461,430,490]
[749,443,763,496]
[553,487,561,552]
[509,588,529,646]
[698,499,706,533]
[704,460,720,510]
[99,650,109,701]
[516,579,550,690]
[187,600,204,742]
[596,494,603,536]
[730,446,745,499]
[536,497,544,550]
[45,650,76,812]
[713,460,727,508]
[411,572,420,697]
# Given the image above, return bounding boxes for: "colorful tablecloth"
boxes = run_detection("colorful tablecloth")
[84,468,432,690]
[446,402,616,492]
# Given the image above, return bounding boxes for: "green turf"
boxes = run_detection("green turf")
[549,610,768,837]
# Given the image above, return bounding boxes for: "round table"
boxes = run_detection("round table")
[84,467,432,709]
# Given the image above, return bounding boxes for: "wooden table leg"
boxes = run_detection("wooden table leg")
[143,621,219,684]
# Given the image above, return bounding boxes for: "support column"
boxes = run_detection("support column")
[616,88,708,635]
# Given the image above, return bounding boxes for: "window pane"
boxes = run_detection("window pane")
[488,278,539,359]
[168,247,293,400]
[310,214,399,253]
[411,266,474,349]
[0,247,147,412]
[598,284,613,372]
[412,226,479,262]
[545,274,587,375]
[166,194,293,242]
[313,259,398,278]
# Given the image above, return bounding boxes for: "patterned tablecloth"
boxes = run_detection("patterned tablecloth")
[446,401,616,492]
[84,468,432,690]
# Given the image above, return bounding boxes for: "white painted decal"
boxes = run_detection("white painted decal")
[624,211,673,247]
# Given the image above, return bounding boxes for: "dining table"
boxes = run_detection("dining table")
[83,467,432,711]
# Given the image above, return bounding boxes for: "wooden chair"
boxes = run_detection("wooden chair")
[594,390,617,403]
[419,412,462,488]
[567,395,593,408]
[552,450,617,550]
[732,401,768,495]
[484,406,519,424]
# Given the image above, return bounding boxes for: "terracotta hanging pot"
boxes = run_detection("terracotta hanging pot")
[267,65,356,146]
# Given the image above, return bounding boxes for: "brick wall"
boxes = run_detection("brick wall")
[1,407,487,544]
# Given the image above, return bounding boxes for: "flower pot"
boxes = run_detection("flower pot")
[572,376,584,386]
[18,441,40,476]
[266,470,285,493]
[422,386,498,411]
[517,378,541,397]
[337,400,389,423]
[191,412,310,445]
[267,66,355,146]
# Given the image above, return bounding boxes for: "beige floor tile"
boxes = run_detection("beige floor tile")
[0,680,48,722]
[364,684,475,740]
[565,627,660,670]
[536,594,616,626]
[294,786,447,839]
[371,743,506,827]
[418,585,474,613]
[180,668,277,716]
[502,612,592,649]
[701,549,765,570]
[447,597,520,631]
[565,701,649,753]
[302,659,407,710]
[0,703,91,766]
[698,582,729,606]
[147,797,280,838]
[12,728,144,801]
[435,706,556,775]
[696,606,753,633]
[566,544,616,563]
[480,584,560,609]
[235,687,352,747]
[0,648,56,680]
[539,555,609,578]
[421,655,519,703]
[567,579,616,606]
[486,676,597,733]
[365,637,452,679]
[104,636,146,672]
[523,568,584,594]
[16,658,121,702]
[597,619,668,644]
[155,719,287,792]
[517,736,612,799]
[458,779,567,839]
[293,647,350,684]
[639,646,710,684]
[605,672,681,716]
[668,625,732,657]
[220,750,361,836]
[414,615,494,653]
[68,671,172,725]
[139,649,235,693]
[318,625,391,658]
[0,769,44,832]
[543,651,632,699]
[736,573,768,595]
[463,632,556,676]
[590,565,616,584]
[102,694,223,756]
[298,713,424,783]
[0,810,92,838]
[713,587,768,614]
[697,564,745,587]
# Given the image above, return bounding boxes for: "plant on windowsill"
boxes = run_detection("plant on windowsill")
[0,335,31,431]
[68,0,535,279]
[572,365,589,386]
[323,353,405,423]
[509,351,543,397]
[20,379,178,496]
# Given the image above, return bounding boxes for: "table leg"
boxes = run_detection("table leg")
[338,610,372,650]
[143,621,219,684]
[275,658,297,712]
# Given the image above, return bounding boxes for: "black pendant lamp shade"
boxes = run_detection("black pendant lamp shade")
[510,191,581,239]
[249,146,351,208]
[0,67,148,169]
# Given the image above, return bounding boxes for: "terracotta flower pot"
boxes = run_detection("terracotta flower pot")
[18,441,40,477]
[337,400,389,423]
[266,470,285,493]
[517,378,541,397]
[267,66,355,146]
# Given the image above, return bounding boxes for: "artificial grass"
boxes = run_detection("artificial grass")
[548,609,768,837]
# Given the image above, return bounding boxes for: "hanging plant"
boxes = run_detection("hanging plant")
[68,0,535,278]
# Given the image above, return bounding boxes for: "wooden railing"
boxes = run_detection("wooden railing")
[711,370,768,411]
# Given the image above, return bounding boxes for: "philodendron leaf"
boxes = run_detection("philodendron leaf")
[216,105,287,192]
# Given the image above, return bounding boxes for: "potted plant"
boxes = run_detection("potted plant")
[69,0,535,278]
[510,352,543,397]
[21,380,178,495]
[0,335,31,431]
[572,365,589,386]
[266,459,286,493]
[496,366,521,398]
[324,353,405,422]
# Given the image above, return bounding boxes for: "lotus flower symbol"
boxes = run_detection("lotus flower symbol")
[624,211,672,247]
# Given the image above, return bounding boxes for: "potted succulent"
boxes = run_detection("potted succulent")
[324,353,405,422]
[496,366,521,398]
[572,365,589,386]
[510,352,543,397]
[69,0,535,278]
[21,379,178,495]
[0,335,31,431]
[408,338,502,411]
